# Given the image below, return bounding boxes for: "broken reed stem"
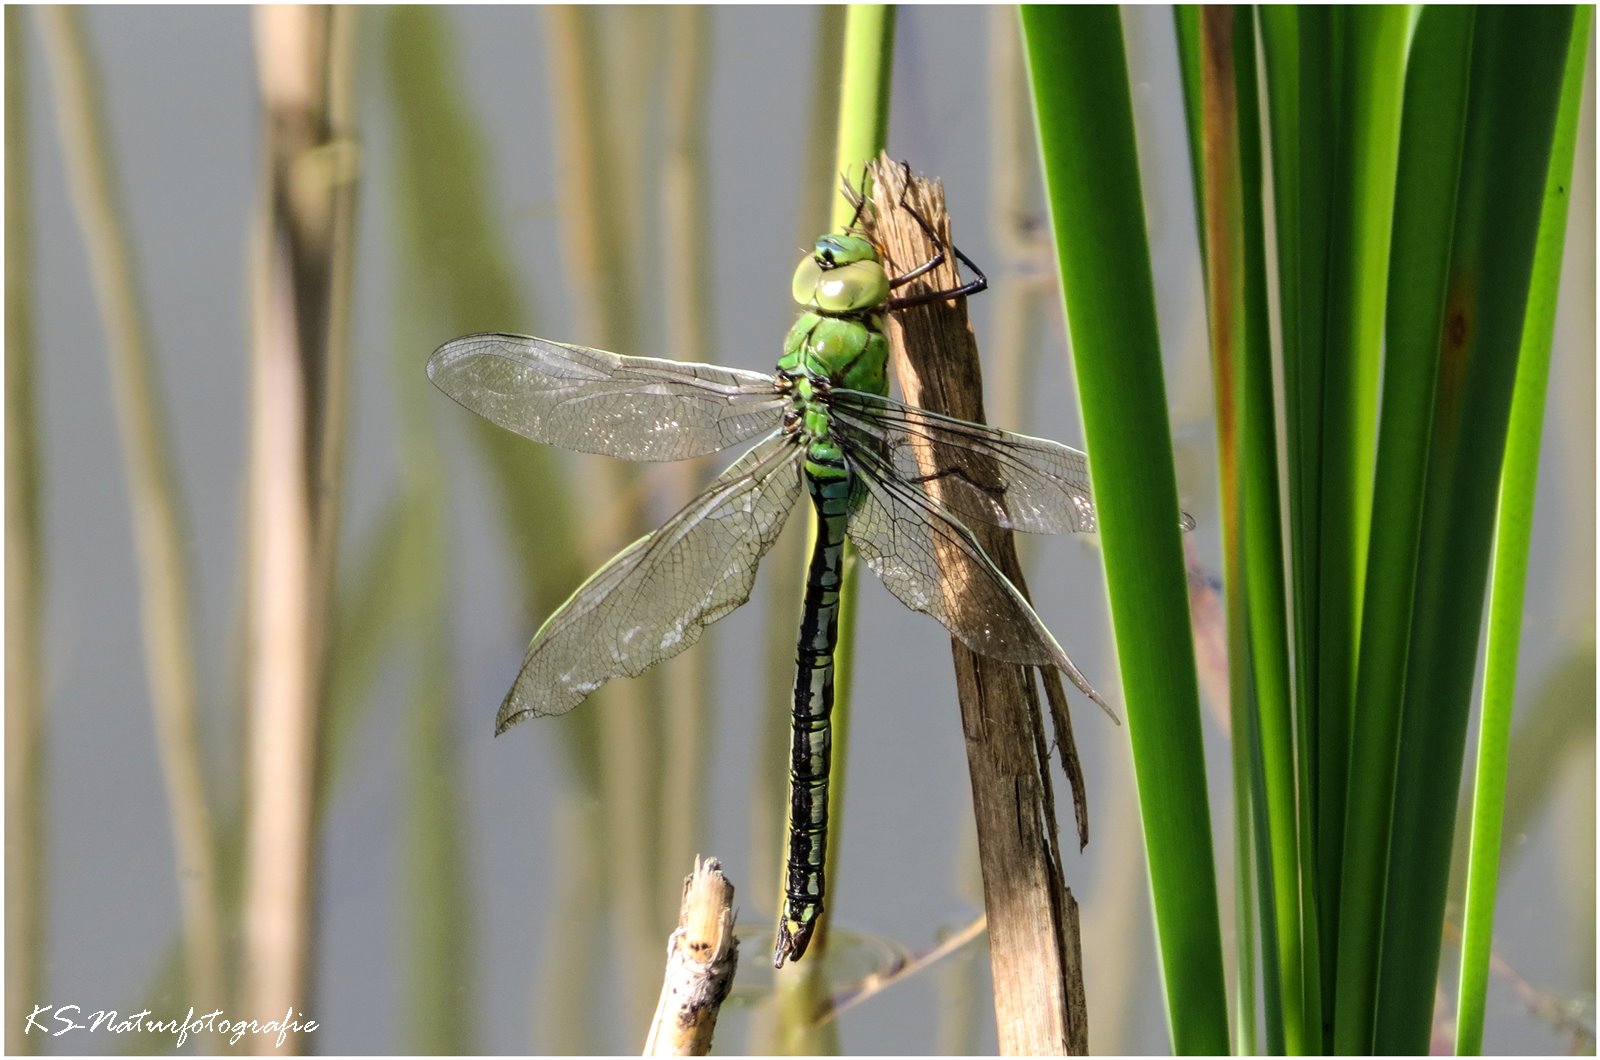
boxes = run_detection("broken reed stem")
[644,857,740,1056]
[867,156,1090,1055]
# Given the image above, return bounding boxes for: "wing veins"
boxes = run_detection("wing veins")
[832,397,1095,535]
[428,333,788,461]
[497,434,803,730]
[835,409,1087,491]
[846,444,1115,718]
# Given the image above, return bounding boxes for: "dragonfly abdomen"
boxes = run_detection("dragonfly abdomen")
[774,453,853,968]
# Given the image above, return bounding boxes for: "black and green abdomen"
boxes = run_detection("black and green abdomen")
[774,444,855,966]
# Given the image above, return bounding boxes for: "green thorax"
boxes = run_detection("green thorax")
[777,232,891,399]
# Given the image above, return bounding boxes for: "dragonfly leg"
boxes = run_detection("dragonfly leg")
[883,171,990,309]
[839,171,871,233]
[904,462,1010,500]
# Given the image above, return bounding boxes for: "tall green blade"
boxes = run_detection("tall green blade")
[1230,10,1301,1052]
[1256,11,1329,1041]
[1020,7,1228,1052]
[1375,9,1575,1051]
[1171,16,1259,1052]
[1178,6,1306,1051]
[1314,15,1411,1009]
[1334,8,1475,1051]
[1261,28,1340,977]
[1455,10,1592,1054]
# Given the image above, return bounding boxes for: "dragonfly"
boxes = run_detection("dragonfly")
[429,179,1132,969]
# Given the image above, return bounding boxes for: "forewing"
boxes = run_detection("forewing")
[845,451,1115,718]
[830,389,1097,534]
[429,332,788,461]
[496,435,804,732]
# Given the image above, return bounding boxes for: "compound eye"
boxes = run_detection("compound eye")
[791,256,889,312]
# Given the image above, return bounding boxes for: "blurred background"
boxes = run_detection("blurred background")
[7,6,1593,1054]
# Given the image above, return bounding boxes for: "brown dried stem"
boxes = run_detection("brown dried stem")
[868,157,1090,1055]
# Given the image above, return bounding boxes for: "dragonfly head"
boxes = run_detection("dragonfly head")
[792,232,889,314]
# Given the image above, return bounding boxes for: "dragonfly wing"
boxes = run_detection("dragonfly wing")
[496,434,804,732]
[845,453,1116,719]
[830,390,1097,534]
[429,332,789,461]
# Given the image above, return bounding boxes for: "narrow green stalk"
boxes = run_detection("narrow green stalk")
[1376,9,1575,1051]
[1178,9,1259,1050]
[1292,25,1341,948]
[1020,7,1228,1052]
[815,0,894,926]
[776,1,894,995]
[1456,12,1591,1054]
[1231,9,1302,1051]
[1315,13,1411,1003]
[1334,9,1474,1051]
[1181,7,1306,1049]
[831,4,894,225]
[1273,25,1341,971]
[1255,11,1327,1038]
[1248,714,1287,1056]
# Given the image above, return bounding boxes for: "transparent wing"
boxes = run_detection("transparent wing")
[845,448,1117,719]
[429,332,789,461]
[496,434,804,732]
[829,389,1097,534]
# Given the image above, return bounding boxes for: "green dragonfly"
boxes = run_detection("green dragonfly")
[429,185,1133,969]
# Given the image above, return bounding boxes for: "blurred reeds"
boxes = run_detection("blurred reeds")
[241,10,357,1048]
[6,9,45,1054]
[38,3,226,1030]
[13,7,1592,1055]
